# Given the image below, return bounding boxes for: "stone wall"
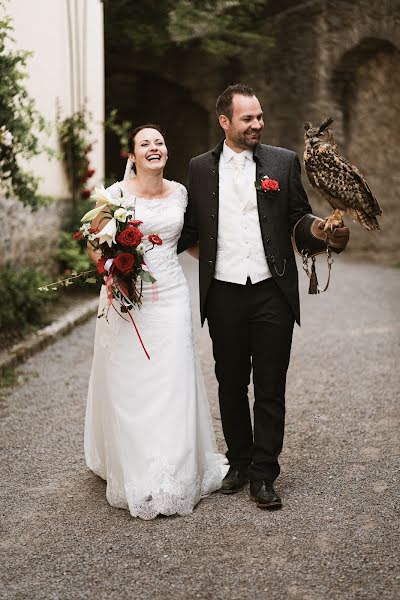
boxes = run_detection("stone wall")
[110,0,400,265]
[0,196,70,273]
[253,0,400,265]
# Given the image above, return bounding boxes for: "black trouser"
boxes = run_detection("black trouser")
[206,277,295,482]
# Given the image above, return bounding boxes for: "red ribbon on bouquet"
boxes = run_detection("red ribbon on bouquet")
[104,272,150,360]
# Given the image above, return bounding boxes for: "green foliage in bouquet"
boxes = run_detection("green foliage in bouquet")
[0,266,57,330]
[0,1,52,209]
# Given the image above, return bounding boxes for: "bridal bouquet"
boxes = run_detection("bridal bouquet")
[40,186,163,358]
[75,186,162,311]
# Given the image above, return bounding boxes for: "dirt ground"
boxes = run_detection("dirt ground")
[1,254,399,600]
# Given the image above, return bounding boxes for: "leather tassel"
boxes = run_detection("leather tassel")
[309,257,320,294]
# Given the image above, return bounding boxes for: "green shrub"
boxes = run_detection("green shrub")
[57,231,91,273]
[57,197,94,277]
[0,266,57,330]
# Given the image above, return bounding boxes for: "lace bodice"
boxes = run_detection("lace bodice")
[107,180,187,245]
[106,181,188,279]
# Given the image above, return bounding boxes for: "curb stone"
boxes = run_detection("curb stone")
[0,297,99,377]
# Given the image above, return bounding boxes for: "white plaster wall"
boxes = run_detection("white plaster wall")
[5,0,104,198]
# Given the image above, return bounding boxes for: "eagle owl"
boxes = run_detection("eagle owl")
[304,118,382,231]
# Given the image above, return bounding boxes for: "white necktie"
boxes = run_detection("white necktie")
[232,153,246,193]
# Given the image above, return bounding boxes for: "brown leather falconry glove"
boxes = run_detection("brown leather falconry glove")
[314,218,350,254]
[293,214,350,257]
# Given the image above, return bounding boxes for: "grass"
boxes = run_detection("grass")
[0,366,19,388]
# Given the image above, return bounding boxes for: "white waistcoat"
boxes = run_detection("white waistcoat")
[214,143,272,285]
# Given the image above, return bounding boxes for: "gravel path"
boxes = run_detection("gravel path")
[1,255,399,600]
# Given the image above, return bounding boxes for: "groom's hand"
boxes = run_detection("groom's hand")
[311,218,350,254]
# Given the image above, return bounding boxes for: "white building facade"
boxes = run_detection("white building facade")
[9,0,105,197]
[0,0,104,269]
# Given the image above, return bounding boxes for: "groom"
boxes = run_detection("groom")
[178,84,349,509]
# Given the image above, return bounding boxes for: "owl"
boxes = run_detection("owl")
[304,118,382,231]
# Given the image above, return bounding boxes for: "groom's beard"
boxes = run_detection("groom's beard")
[231,127,262,150]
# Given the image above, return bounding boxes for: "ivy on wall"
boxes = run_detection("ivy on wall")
[57,108,95,206]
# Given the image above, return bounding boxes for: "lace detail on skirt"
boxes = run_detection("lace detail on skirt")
[102,454,228,520]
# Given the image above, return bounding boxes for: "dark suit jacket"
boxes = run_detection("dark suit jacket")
[177,139,312,325]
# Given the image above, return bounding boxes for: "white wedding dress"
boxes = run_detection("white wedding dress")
[84,181,227,519]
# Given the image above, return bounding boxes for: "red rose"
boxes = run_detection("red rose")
[72,230,83,241]
[148,234,162,246]
[81,189,91,199]
[113,252,135,275]
[87,168,95,178]
[117,226,143,247]
[128,220,143,227]
[96,257,108,275]
[261,178,279,192]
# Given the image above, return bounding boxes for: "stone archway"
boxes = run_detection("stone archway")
[105,72,209,185]
[331,38,400,264]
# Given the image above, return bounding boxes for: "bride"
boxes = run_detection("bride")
[84,124,228,519]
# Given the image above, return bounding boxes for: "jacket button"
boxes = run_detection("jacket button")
[212,191,216,197]
[266,238,271,244]
[210,236,214,241]
[262,215,267,221]
[211,213,215,219]
[208,260,213,265]
[212,170,216,176]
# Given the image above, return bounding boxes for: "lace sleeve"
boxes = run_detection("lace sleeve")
[178,183,188,210]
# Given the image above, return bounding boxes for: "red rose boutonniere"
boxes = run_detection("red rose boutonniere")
[255,175,280,193]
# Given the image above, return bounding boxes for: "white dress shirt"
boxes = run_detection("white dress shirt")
[214,141,272,285]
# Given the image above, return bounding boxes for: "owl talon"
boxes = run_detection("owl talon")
[322,211,344,232]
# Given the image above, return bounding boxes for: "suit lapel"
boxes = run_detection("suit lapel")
[209,141,223,235]
[254,144,275,224]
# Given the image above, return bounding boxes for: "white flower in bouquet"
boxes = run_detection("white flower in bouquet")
[80,223,91,237]
[114,207,128,222]
[94,218,117,247]
[81,186,124,223]
[90,186,118,206]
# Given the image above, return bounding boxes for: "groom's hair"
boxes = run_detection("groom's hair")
[216,84,255,120]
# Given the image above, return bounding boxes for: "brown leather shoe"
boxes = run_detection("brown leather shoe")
[220,467,249,494]
[249,480,282,509]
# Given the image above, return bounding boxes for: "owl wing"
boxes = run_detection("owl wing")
[335,154,382,216]
[313,145,382,217]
